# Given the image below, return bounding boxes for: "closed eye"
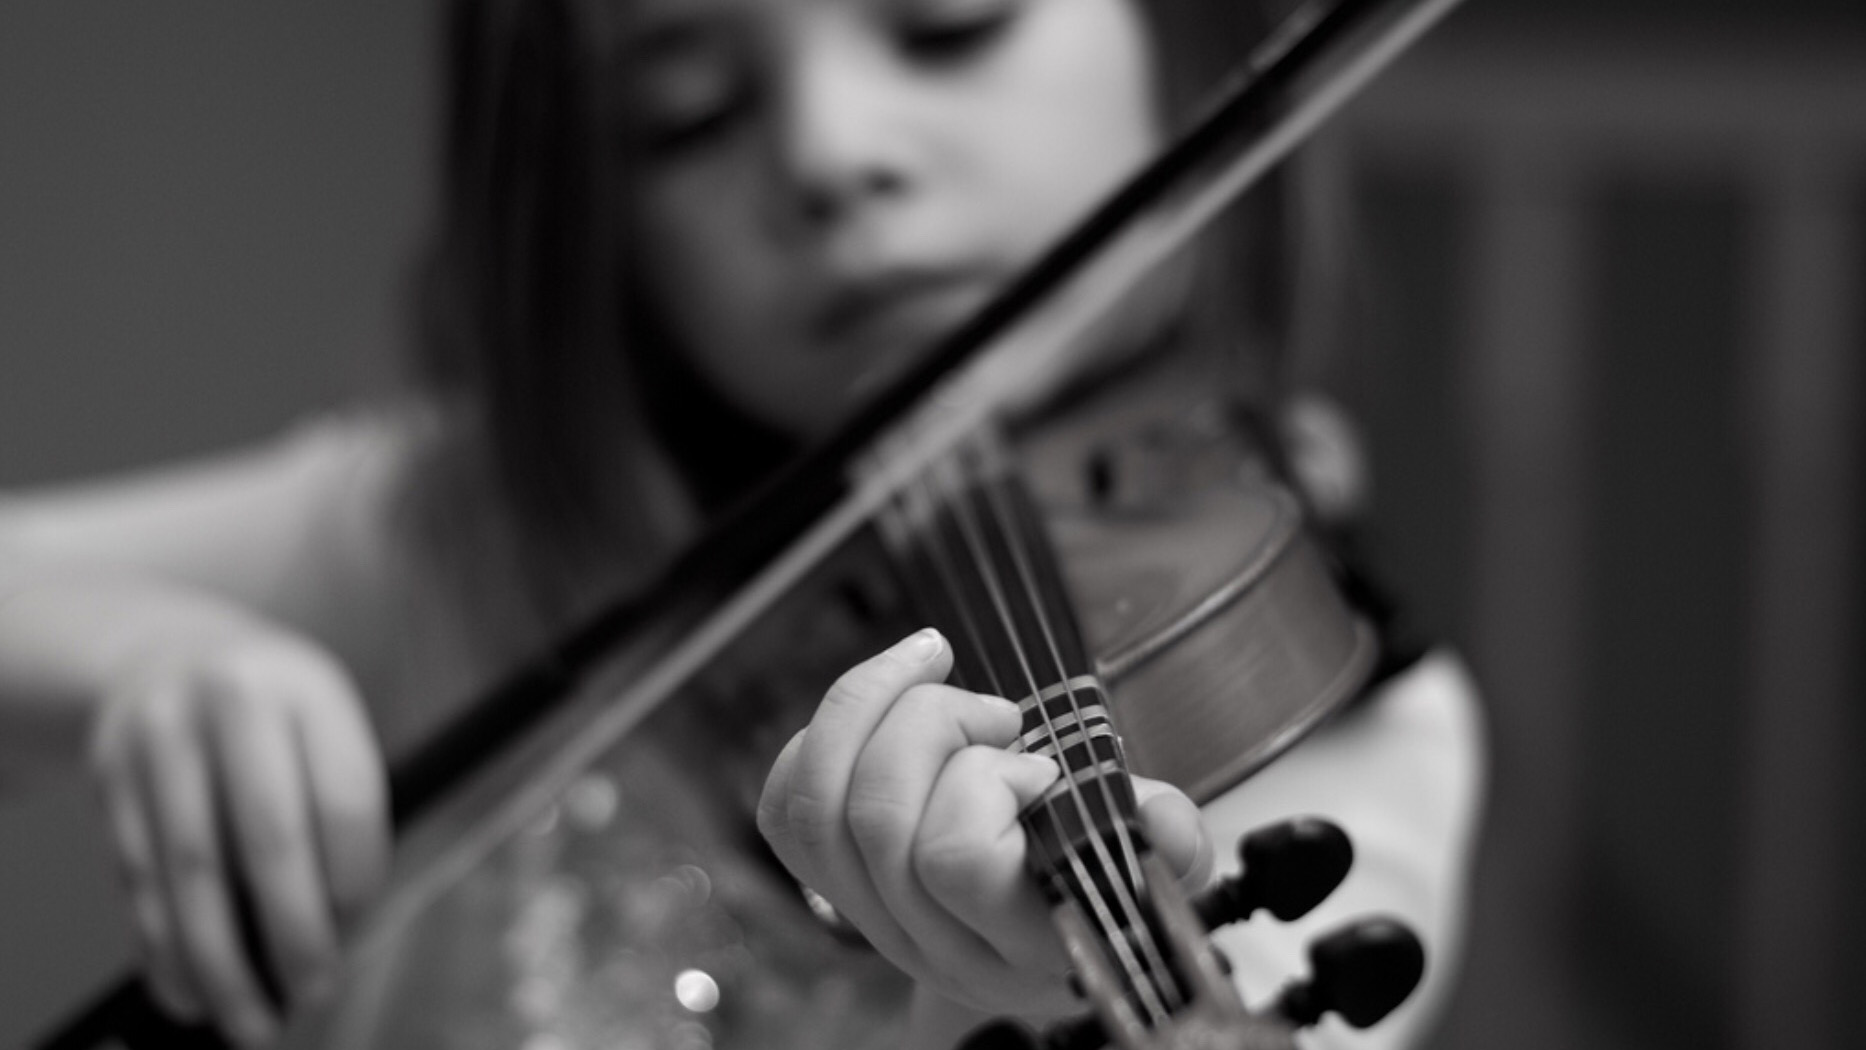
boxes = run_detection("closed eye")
[622,23,755,152]
[895,0,1020,64]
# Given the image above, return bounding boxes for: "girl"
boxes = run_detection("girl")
[0,0,1483,1047]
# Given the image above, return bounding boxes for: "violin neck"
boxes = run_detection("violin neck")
[883,434,1132,786]
[882,435,1188,1022]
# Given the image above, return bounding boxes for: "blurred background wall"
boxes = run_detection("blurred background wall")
[1327,3,1865,1049]
[0,4,432,1043]
[0,2,1860,1049]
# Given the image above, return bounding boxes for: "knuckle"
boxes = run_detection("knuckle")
[912,826,985,900]
[844,783,913,855]
[199,649,275,710]
[913,750,1013,889]
[895,681,946,712]
[136,686,198,741]
[942,744,1003,784]
[784,783,839,852]
[202,633,332,706]
[890,683,957,731]
[822,645,921,714]
[820,668,878,715]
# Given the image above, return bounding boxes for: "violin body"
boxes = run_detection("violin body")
[269,359,1377,1050]
[1015,364,1376,804]
[875,362,1380,1050]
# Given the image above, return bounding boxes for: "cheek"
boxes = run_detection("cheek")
[635,173,779,355]
[978,3,1162,252]
[630,172,844,431]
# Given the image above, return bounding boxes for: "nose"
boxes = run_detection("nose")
[769,34,914,229]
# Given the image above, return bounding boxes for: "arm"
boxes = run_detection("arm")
[0,409,437,1044]
[0,407,435,763]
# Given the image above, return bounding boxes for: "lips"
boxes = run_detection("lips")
[812,269,993,356]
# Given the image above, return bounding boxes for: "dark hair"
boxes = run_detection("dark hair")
[412,0,1316,594]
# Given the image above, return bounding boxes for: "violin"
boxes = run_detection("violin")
[35,0,1464,1046]
[873,360,1412,1050]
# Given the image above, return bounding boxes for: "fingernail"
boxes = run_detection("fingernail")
[977,692,1019,713]
[1018,753,1060,779]
[890,628,943,663]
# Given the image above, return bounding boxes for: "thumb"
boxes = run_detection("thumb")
[1133,777,1212,890]
[757,729,811,878]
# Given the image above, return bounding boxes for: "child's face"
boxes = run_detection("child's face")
[620,0,1162,437]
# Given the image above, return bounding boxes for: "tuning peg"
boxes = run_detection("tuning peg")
[1272,917,1425,1029]
[1192,817,1353,929]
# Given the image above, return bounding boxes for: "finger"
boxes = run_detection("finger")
[790,628,954,857]
[135,705,277,1048]
[756,729,808,873]
[1133,777,1212,890]
[915,746,1063,972]
[846,683,1023,969]
[210,693,340,1010]
[777,629,953,958]
[129,876,201,1024]
[763,724,917,964]
[289,671,388,924]
[100,775,203,1022]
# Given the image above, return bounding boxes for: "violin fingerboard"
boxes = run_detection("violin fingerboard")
[881,437,1198,1027]
[879,438,1148,872]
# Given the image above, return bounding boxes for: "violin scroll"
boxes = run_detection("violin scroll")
[960,818,1424,1050]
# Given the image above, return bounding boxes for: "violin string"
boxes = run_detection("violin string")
[928,439,1173,1025]
[891,476,1011,703]
[970,441,1185,1014]
[974,451,1146,897]
[923,450,1164,1025]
